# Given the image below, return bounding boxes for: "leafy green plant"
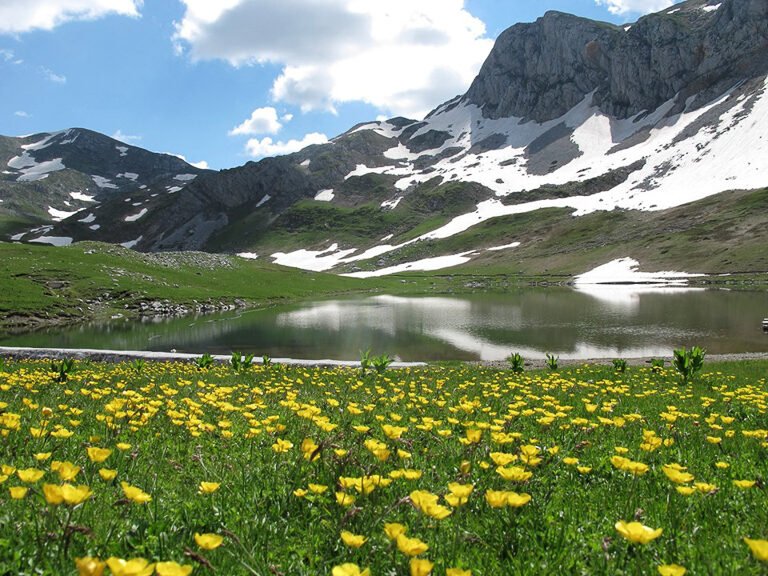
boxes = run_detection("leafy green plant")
[648,358,665,373]
[507,352,525,374]
[545,353,559,371]
[673,346,706,383]
[371,354,393,375]
[262,355,273,368]
[230,351,254,372]
[612,359,628,374]
[195,353,215,370]
[50,358,75,382]
[130,358,146,374]
[359,349,372,375]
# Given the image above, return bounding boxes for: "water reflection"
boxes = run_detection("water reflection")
[1,288,767,361]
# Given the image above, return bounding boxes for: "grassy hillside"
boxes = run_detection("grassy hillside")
[338,187,768,278]
[0,241,401,331]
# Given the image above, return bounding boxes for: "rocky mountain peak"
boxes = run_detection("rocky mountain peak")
[464,0,768,122]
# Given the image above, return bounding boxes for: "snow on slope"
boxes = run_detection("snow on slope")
[272,78,768,274]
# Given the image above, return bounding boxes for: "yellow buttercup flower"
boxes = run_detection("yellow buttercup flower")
[340,530,367,548]
[198,481,220,494]
[99,468,118,481]
[396,534,429,556]
[75,556,106,576]
[61,483,93,505]
[331,564,370,576]
[384,522,407,541]
[733,480,756,489]
[615,521,663,544]
[105,557,155,576]
[194,532,223,550]
[154,561,194,576]
[17,468,45,483]
[308,483,327,494]
[87,447,113,463]
[116,443,132,451]
[34,452,52,462]
[657,564,686,576]
[744,538,768,561]
[121,481,152,504]
[56,461,81,482]
[9,486,28,499]
[446,569,472,576]
[410,557,434,576]
[335,492,356,506]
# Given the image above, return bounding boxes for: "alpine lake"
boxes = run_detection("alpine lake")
[2,285,767,362]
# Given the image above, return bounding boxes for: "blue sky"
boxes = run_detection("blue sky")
[0,0,676,170]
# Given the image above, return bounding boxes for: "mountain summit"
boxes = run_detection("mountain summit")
[4,0,768,276]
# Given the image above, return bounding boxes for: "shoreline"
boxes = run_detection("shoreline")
[1,346,767,368]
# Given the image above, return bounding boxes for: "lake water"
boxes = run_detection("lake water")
[2,286,768,361]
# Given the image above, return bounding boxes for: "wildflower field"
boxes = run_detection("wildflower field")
[0,358,766,575]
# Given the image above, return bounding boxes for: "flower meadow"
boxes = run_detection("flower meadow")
[0,359,766,575]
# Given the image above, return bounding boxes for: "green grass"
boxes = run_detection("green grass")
[0,358,766,575]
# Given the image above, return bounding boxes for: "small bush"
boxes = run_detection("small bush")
[507,353,525,374]
[673,346,706,383]
[612,359,628,374]
[545,353,559,371]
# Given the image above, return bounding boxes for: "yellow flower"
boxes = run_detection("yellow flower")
[87,447,113,463]
[706,436,722,444]
[676,486,696,496]
[396,534,429,556]
[121,481,152,504]
[446,569,472,576]
[331,564,370,576]
[155,561,194,576]
[335,492,356,506]
[34,452,52,462]
[271,439,293,453]
[56,461,81,482]
[194,533,224,550]
[506,492,532,508]
[105,557,155,576]
[17,468,45,483]
[43,484,64,505]
[496,466,532,482]
[715,461,730,469]
[384,522,407,541]
[662,465,694,485]
[198,481,220,494]
[485,489,509,508]
[577,466,592,474]
[658,564,686,576]
[744,538,768,561]
[293,488,307,498]
[75,556,106,576]
[99,468,118,481]
[733,480,756,489]
[615,521,663,544]
[300,438,320,461]
[340,530,367,548]
[61,483,93,505]
[308,483,327,494]
[410,558,434,576]
[116,442,132,451]
[562,457,579,466]
[422,502,452,520]
[9,486,28,499]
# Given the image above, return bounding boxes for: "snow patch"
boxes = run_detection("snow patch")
[89,224,101,231]
[166,186,183,193]
[117,172,139,181]
[314,189,335,202]
[10,232,26,241]
[237,252,259,260]
[344,252,475,278]
[573,257,704,286]
[121,237,143,249]
[381,197,402,210]
[701,3,721,12]
[115,146,128,157]
[487,242,521,251]
[255,194,271,208]
[174,174,197,182]
[78,213,96,223]
[300,159,311,167]
[124,208,148,222]
[345,164,392,180]
[271,243,357,272]
[70,191,96,202]
[92,175,118,189]
[48,206,82,221]
[30,236,73,246]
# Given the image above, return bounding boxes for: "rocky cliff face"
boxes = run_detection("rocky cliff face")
[465,0,768,121]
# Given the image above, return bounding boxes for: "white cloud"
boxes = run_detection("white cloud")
[0,0,143,35]
[41,67,66,83]
[14,110,30,118]
[174,0,494,119]
[111,129,142,143]
[166,152,209,170]
[229,106,283,136]
[595,0,676,15]
[245,132,328,158]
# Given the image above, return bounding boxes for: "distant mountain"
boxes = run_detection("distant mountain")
[0,128,209,245]
[5,0,768,277]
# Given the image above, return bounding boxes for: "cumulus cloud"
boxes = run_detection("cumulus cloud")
[0,0,143,35]
[229,107,283,136]
[245,132,328,158]
[41,67,66,83]
[173,0,494,119]
[14,111,31,118]
[595,0,676,15]
[111,129,142,143]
